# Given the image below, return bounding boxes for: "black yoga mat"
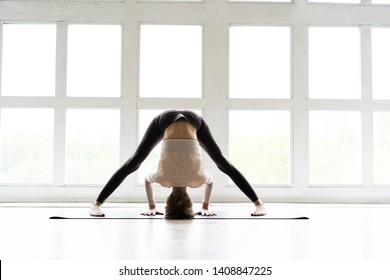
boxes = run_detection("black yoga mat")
[50,208,308,220]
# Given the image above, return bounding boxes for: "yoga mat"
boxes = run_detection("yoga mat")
[50,208,308,220]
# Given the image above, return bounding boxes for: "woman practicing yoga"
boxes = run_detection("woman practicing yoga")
[89,109,266,218]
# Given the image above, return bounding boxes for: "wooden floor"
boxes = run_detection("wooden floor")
[0,203,390,260]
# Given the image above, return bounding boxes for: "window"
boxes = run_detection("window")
[0,109,54,183]
[138,0,202,2]
[308,0,360,3]
[67,24,122,97]
[1,24,56,97]
[70,0,122,2]
[65,109,120,184]
[309,111,362,185]
[372,0,390,4]
[229,26,291,99]
[139,25,202,98]
[373,112,390,185]
[372,28,390,100]
[229,111,291,185]
[309,27,361,99]
[229,0,291,3]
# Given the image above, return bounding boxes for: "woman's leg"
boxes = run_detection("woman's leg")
[95,120,164,204]
[197,122,259,202]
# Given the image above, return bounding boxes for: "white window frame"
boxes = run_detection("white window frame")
[0,0,390,203]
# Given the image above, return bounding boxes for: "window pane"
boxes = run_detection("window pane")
[309,0,359,3]
[229,0,291,3]
[65,109,120,184]
[229,26,291,99]
[309,111,362,185]
[372,28,390,100]
[372,0,390,3]
[138,0,202,2]
[373,113,390,184]
[67,25,121,97]
[309,27,361,99]
[229,111,291,184]
[139,25,202,98]
[229,0,291,2]
[0,109,54,183]
[137,110,202,184]
[1,24,56,96]
[70,0,121,2]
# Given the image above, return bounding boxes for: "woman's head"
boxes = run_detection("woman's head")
[165,187,194,219]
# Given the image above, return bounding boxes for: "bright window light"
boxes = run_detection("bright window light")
[69,0,121,2]
[309,27,361,99]
[372,28,390,100]
[372,0,390,4]
[138,0,202,2]
[0,109,54,183]
[373,112,390,184]
[229,111,291,184]
[139,25,202,98]
[229,26,291,99]
[67,25,122,97]
[65,109,120,184]
[1,24,56,96]
[309,111,362,185]
[229,0,291,2]
[308,0,359,4]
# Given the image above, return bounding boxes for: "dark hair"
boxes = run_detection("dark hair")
[165,189,194,219]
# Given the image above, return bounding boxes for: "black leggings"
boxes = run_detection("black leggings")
[96,110,259,203]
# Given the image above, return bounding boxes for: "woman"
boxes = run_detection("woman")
[89,110,266,218]
[141,119,215,219]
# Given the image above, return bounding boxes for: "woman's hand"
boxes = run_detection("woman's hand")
[195,209,217,216]
[140,209,164,216]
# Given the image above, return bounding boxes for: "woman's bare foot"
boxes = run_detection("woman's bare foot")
[252,200,266,216]
[89,201,105,217]
[251,205,267,216]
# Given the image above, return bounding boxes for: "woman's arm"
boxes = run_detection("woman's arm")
[197,181,217,216]
[140,177,163,216]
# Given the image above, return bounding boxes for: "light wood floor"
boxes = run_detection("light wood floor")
[0,203,389,260]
